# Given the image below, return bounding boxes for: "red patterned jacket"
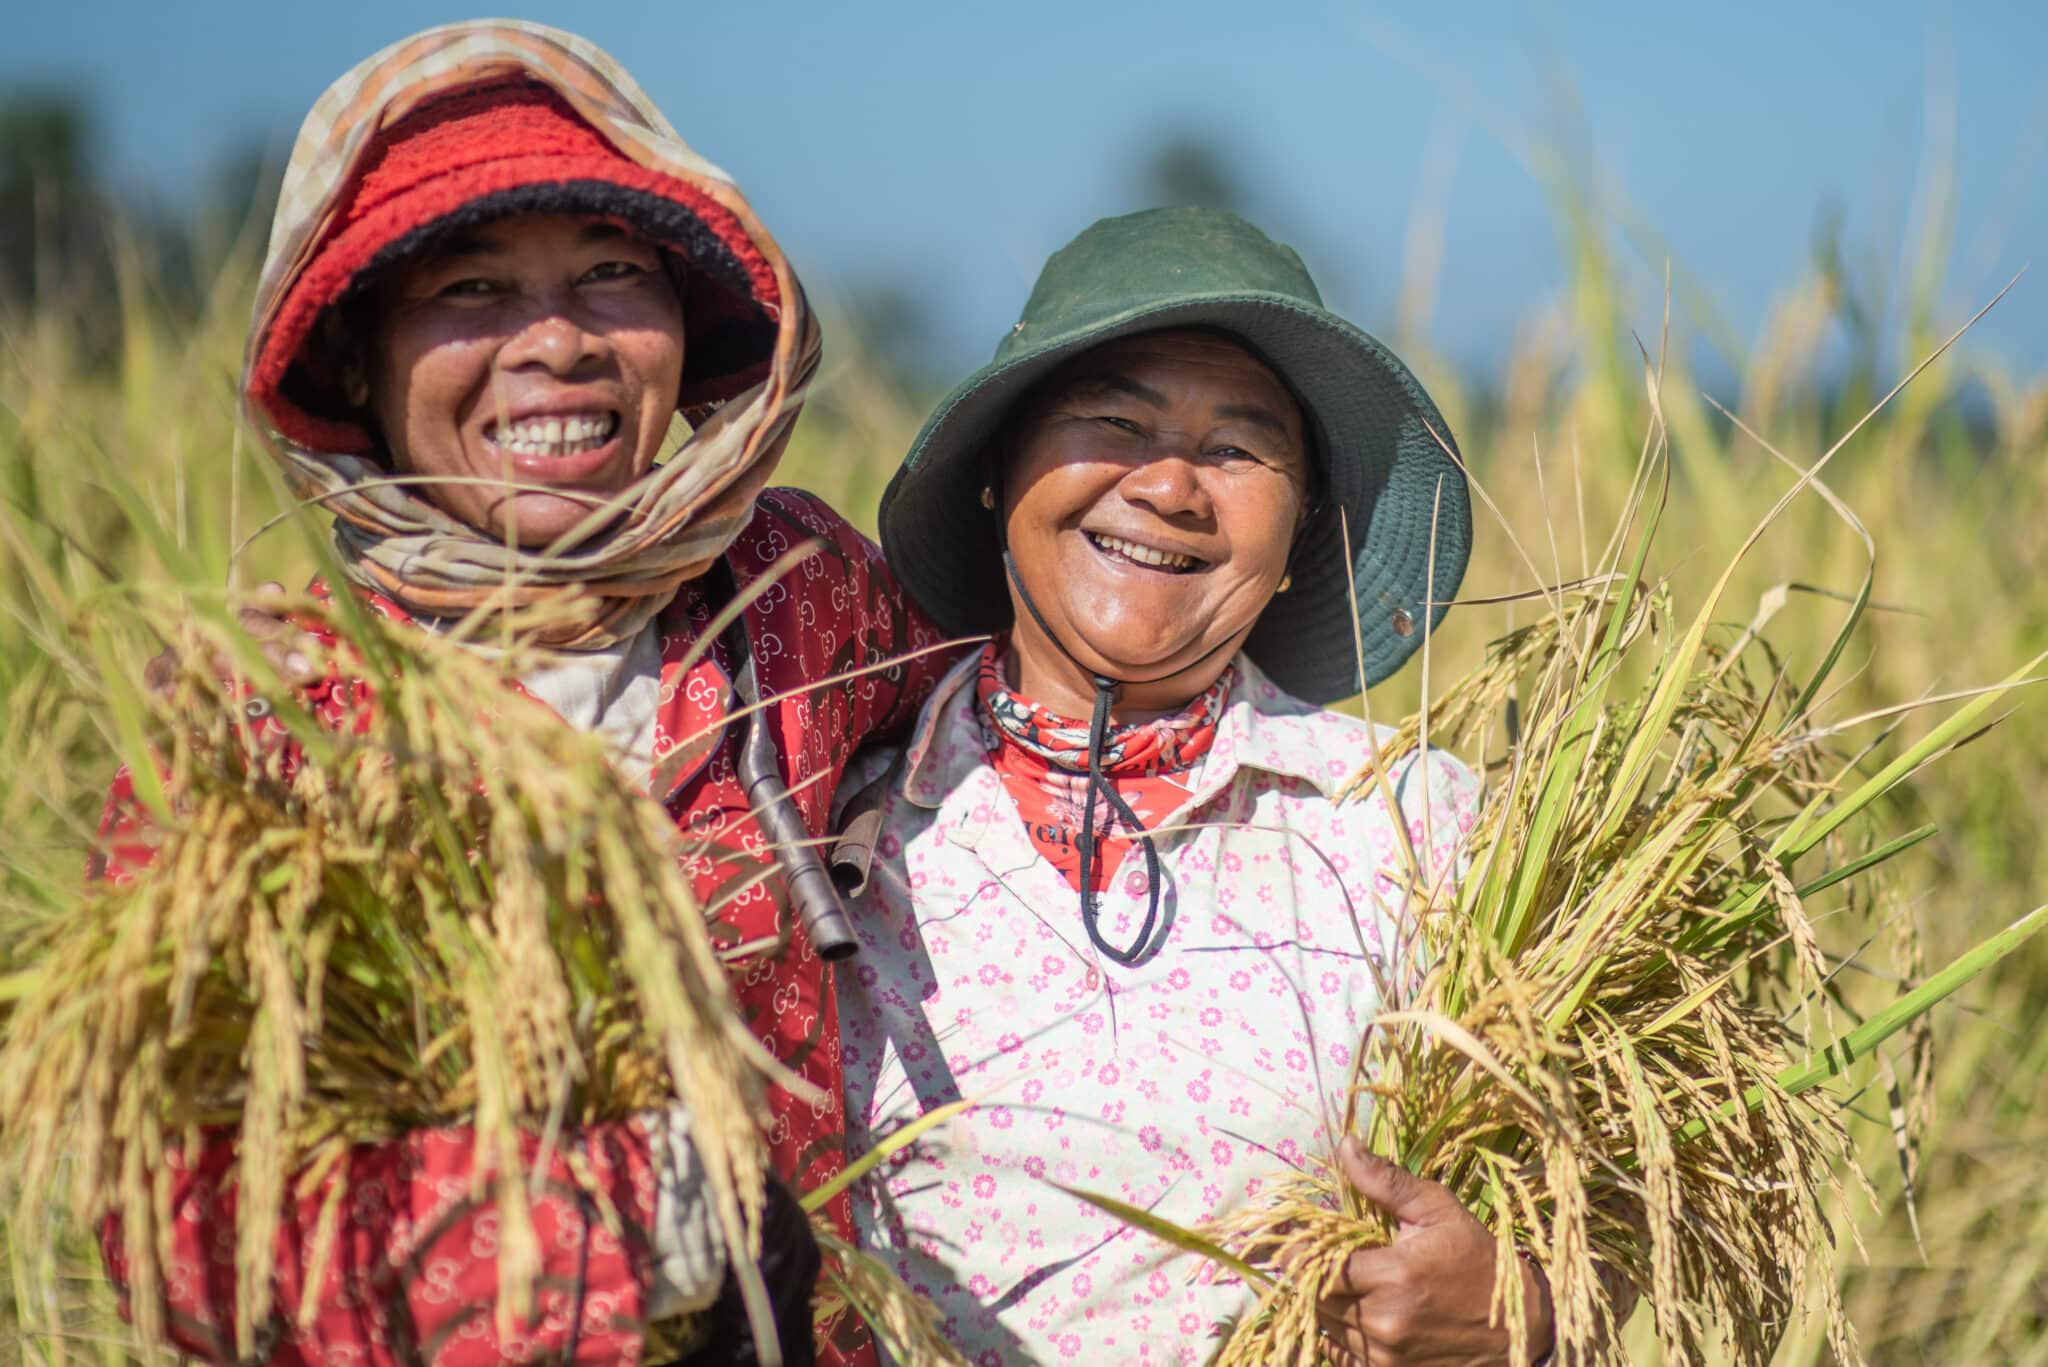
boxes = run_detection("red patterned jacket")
[96,490,955,1365]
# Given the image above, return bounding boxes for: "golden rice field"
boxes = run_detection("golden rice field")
[0,207,2042,1363]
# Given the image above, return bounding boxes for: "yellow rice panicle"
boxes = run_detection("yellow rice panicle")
[0,602,776,1358]
[811,1221,972,1367]
[1193,581,1884,1366]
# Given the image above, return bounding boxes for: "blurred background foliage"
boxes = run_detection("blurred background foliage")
[0,65,2042,1363]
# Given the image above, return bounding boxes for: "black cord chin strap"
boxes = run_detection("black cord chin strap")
[1075,671,1162,966]
[1001,549,1237,968]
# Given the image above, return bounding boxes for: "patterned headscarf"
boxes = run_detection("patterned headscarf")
[974,644,1231,777]
[243,20,821,649]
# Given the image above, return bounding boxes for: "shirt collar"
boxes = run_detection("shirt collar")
[901,649,1362,811]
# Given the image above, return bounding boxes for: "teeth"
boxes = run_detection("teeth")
[490,411,618,457]
[1092,533,1198,571]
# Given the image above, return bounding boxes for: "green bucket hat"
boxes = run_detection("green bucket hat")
[878,206,1470,703]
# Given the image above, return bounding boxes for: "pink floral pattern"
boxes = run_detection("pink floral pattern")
[975,642,1231,895]
[837,653,1481,1364]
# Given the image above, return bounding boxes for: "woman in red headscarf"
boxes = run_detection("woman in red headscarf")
[95,19,948,1366]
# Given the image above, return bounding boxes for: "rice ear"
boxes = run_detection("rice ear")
[1167,428,2038,1363]
[0,599,774,1350]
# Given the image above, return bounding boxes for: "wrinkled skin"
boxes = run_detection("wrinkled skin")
[996,327,1310,720]
[353,211,686,548]
[151,211,688,682]
[1317,1139,1556,1366]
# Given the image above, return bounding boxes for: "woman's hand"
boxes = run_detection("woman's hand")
[143,580,323,691]
[1315,1138,1554,1366]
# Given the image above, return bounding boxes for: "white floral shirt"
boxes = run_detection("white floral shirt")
[836,652,1482,1365]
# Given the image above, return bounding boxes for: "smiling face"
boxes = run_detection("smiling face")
[358,212,685,548]
[998,328,1312,718]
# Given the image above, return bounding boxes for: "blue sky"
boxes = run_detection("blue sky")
[8,1,2045,382]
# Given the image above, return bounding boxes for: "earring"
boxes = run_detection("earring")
[980,486,996,510]
[1277,573,1293,594]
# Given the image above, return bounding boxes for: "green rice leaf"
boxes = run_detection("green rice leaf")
[1053,1184,1274,1289]
[803,1098,975,1215]
[90,623,169,822]
[1676,903,2047,1142]
[1776,651,2048,861]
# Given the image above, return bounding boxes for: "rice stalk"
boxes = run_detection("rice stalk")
[0,596,775,1360]
[1182,566,2042,1365]
[1087,322,2046,1363]
[811,1223,970,1367]
[801,1097,976,1365]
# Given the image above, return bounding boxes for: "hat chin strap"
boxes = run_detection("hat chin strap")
[1000,548,1239,968]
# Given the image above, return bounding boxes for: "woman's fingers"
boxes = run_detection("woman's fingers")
[1333,1242,1409,1299]
[144,582,320,693]
[236,582,320,681]
[1316,1136,1551,1365]
[143,647,179,694]
[1314,1309,1373,1365]
[1337,1138,1465,1231]
[238,581,289,640]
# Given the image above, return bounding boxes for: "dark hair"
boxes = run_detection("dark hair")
[274,286,381,441]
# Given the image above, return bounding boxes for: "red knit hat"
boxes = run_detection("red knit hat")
[249,80,782,454]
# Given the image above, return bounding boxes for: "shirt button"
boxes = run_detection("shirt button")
[1123,870,1148,896]
[1084,969,1101,991]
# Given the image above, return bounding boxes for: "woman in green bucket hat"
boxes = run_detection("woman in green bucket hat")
[834,207,1559,1363]
[882,204,1469,702]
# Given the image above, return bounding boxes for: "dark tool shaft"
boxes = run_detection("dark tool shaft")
[734,668,858,960]
[717,578,858,962]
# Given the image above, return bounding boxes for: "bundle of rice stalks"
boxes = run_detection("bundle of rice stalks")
[0,592,779,1360]
[1083,342,2046,1365]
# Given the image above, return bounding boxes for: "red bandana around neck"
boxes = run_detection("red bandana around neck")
[974,642,1231,892]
